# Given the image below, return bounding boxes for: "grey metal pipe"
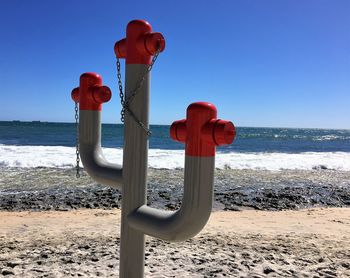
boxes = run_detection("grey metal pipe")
[79,110,123,188]
[128,155,214,241]
[119,64,150,278]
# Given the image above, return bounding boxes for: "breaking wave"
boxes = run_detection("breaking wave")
[0,145,349,171]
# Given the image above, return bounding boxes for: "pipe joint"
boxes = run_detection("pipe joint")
[70,73,111,111]
[114,20,165,65]
[170,102,236,156]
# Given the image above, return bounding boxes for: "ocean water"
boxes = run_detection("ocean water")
[0,121,350,171]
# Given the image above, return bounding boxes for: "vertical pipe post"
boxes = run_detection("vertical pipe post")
[119,64,150,278]
[117,20,166,278]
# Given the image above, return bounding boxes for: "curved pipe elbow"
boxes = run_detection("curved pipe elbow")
[79,110,123,188]
[129,204,211,242]
[80,146,123,188]
[128,156,214,242]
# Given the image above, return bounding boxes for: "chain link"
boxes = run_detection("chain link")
[74,102,80,178]
[116,48,161,137]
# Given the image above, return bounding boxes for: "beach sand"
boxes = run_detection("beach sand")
[0,208,349,277]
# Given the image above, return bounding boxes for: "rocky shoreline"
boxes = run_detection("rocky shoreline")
[0,167,349,211]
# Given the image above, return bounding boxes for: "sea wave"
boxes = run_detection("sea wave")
[0,145,349,171]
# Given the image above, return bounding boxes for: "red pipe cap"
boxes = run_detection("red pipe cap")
[170,119,186,142]
[143,32,166,55]
[71,87,79,103]
[92,86,112,104]
[71,73,112,111]
[212,120,236,146]
[169,102,236,157]
[114,38,126,59]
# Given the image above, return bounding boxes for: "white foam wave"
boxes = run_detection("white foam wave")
[313,135,349,141]
[0,145,349,171]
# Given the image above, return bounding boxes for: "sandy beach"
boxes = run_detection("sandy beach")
[0,208,349,277]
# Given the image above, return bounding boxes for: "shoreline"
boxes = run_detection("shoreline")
[1,167,349,212]
[0,208,349,277]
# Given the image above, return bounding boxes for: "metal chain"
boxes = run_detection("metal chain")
[74,102,80,178]
[116,48,161,137]
[116,60,125,122]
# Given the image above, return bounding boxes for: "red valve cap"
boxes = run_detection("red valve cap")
[92,86,112,104]
[170,119,187,142]
[143,32,166,55]
[114,38,126,59]
[212,120,236,146]
[71,87,79,103]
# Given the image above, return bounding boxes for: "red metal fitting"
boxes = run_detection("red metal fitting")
[114,20,165,65]
[114,38,126,59]
[70,73,111,111]
[142,32,165,55]
[71,87,79,103]
[170,102,236,157]
[170,119,187,142]
[92,85,111,104]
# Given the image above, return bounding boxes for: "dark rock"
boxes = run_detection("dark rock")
[341,262,350,269]
[263,266,275,274]
[40,252,49,259]
[62,257,75,264]
[1,269,15,275]
[31,268,45,273]
[6,261,20,268]
[79,244,90,250]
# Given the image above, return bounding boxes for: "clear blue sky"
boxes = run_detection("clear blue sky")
[0,0,349,128]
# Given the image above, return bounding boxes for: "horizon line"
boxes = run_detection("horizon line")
[1,120,350,131]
